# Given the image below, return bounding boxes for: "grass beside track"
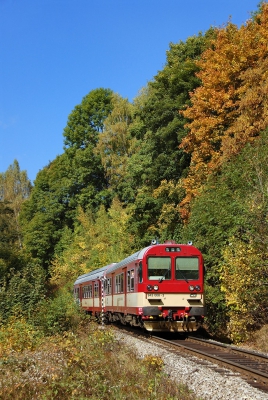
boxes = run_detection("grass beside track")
[0,321,199,400]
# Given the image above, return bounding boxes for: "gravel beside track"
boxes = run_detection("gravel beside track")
[114,330,268,400]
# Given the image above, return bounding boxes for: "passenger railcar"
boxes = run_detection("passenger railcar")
[74,241,206,332]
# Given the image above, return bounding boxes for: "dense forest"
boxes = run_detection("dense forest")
[1,2,268,343]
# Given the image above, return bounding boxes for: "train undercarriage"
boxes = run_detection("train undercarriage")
[94,310,204,333]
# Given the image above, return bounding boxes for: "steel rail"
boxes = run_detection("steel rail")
[150,335,268,391]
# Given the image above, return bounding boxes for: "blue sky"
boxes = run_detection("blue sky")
[0,0,260,183]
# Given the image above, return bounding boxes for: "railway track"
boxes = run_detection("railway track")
[150,334,268,393]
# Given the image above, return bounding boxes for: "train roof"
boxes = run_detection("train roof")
[107,246,151,273]
[74,263,116,285]
[73,247,151,285]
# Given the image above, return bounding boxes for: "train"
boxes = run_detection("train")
[73,240,206,332]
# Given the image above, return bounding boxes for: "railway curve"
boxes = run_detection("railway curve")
[150,335,268,393]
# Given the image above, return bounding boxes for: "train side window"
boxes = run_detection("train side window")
[130,269,134,290]
[74,287,80,305]
[94,282,99,297]
[175,257,199,280]
[120,272,124,292]
[127,269,135,291]
[103,279,107,294]
[115,275,119,293]
[82,285,92,298]
[104,278,112,295]
[74,287,79,299]
[115,273,124,293]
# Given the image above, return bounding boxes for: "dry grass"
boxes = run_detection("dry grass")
[245,324,268,354]
[0,322,199,400]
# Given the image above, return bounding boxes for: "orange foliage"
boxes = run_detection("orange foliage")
[180,3,268,220]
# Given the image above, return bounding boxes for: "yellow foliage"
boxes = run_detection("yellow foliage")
[49,199,134,288]
[220,238,263,342]
[142,355,164,373]
[0,317,42,357]
[152,179,184,231]
[180,3,268,220]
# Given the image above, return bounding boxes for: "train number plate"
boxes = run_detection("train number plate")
[147,293,164,297]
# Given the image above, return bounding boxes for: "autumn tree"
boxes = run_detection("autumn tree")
[49,198,134,288]
[220,240,268,343]
[180,3,268,219]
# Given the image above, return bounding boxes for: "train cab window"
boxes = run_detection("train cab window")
[115,273,124,293]
[148,257,171,280]
[175,257,199,280]
[94,282,99,297]
[127,269,135,291]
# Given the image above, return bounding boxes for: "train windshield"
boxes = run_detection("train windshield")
[147,257,171,280]
[175,257,199,280]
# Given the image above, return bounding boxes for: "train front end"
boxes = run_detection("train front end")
[138,241,206,332]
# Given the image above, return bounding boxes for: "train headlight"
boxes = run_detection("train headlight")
[189,285,195,291]
[153,285,159,291]
[147,285,153,291]
[195,285,201,291]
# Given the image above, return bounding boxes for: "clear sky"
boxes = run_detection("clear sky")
[0,0,260,183]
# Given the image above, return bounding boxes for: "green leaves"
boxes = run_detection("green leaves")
[63,88,113,149]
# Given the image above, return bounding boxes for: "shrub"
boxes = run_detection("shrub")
[33,288,83,335]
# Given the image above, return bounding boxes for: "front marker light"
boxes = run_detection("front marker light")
[147,285,153,291]
[153,285,159,291]
[195,285,201,291]
[189,285,195,291]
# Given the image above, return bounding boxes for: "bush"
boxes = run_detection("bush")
[33,288,83,335]
[0,317,43,357]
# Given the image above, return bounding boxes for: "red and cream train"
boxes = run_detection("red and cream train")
[73,241,206,332]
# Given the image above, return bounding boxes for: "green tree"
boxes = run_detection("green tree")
[0,202,19,281]
[20,155,74,270]
[0,160,31,282]
[128,31,214,189]
[183,129,268,335]
[20,89,114,269]
[96,93,135,200]
[0,160,32,247]
[125,32,214,245]
[0,262,46,323]
[63,87,114,210]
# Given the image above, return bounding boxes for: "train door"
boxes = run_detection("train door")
[126,266,135,310]
[93,280,100,310]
